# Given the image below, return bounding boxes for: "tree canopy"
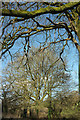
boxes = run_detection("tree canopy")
[1,1,80,58]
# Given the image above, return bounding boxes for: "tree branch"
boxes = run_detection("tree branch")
[1,2,80,19]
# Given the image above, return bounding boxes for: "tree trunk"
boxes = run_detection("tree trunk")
[48,108,51,120]
[79,42,80,107]
[36,109,39,118]
[77,29,80,107]
[77,27,80,94]
[23,108,27,118]
[79,52,80,95]
[29,108,32,117]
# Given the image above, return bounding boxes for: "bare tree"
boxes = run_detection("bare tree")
[2,47,71,118]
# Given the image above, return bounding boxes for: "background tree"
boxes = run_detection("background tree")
[2,47,71,119]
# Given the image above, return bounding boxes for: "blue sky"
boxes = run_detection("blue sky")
[1,30,79,92]
[0,10,79,92]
